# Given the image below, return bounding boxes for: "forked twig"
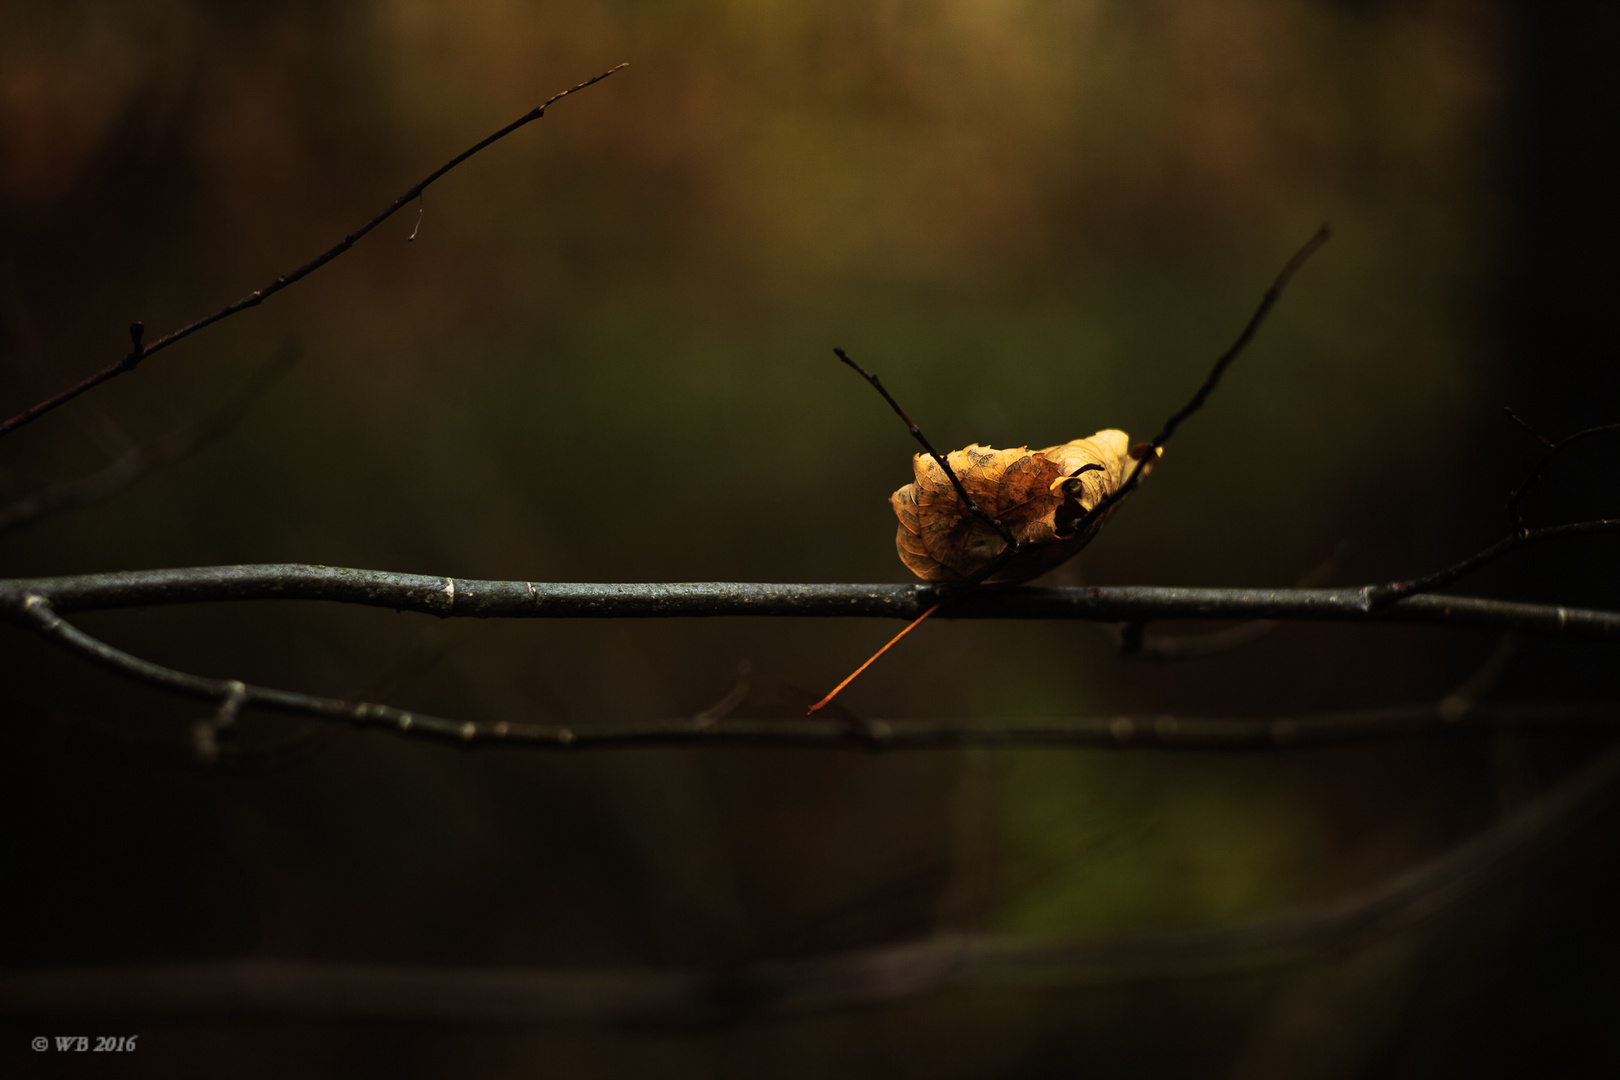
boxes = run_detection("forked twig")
[816,228,1332,705]
[1501,408,1620,533]
[1368,410,1620,605]
[0,63,627,439]
[1368,519,1620,605]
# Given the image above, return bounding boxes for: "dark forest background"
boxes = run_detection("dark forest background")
[2,1,1618,1076]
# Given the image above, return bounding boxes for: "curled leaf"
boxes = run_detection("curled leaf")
[890,430,1159,583]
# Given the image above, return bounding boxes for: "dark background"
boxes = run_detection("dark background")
[2,0,1617,1075]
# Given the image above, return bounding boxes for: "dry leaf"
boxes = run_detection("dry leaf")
[890,429,1159,584]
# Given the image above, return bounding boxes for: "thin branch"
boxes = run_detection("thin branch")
[946,226,1332,593]
[0,344,296,535]
[833,347,1018,551]
[0,64,627,439]
[1367,412,1620,606]
[1368,518,1620,605]
[7,590,1620,750]
[1065,226,1332,548]
[1502,411,1620,532]
[5,564,1617,637]
[6,742,1617,1022]
[1501,405,1555,449]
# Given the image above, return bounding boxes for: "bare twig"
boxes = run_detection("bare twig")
[945,227,1332,594]
[1367,411,1620,605]
[1368,517,1620,605]
[833,347,1018,552]
[1063,225,1332,549]
[6,741,1617,1021]
[0,64,627,439]
[1501,408,1620,532]
[0,344,296,535]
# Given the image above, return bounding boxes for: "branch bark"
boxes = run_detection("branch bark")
[4,564,1617,636]
[4,581,1617,751]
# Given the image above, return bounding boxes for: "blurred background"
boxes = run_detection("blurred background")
[2,0,1618,1075]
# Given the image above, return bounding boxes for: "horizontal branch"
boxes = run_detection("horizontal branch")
[6,589,1617,751]
[3,564,1618,638]
[6,742,1617,1021]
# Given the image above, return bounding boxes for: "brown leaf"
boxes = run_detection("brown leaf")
[889,430,1159,583]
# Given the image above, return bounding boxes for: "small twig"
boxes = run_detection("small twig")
[1368,518,1620,606]
[0,63,627,439]
[1365,409,1620,606]
[935,227,1331,597]
[1501,406,1555,449]
[0,343,296,535]
[834,347,1018,552]
[1500,410,1620,533]
[1371,408,1620,606]
[1065,225,1332,546]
